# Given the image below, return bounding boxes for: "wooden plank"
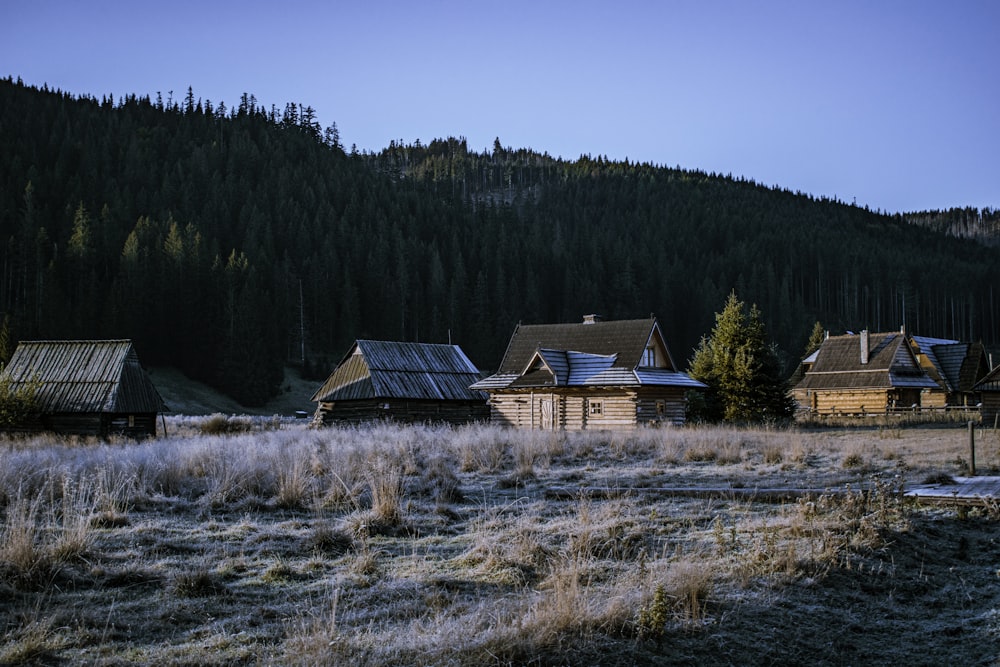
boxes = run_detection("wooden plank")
[545,485,869,502]
[904,476,1000,507]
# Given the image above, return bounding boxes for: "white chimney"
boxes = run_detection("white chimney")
[860,330,870,365]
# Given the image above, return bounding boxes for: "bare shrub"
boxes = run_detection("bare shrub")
[308,523,354,557]
[841,448,866,470]
[198,413,255,435]
[171,565,226,597]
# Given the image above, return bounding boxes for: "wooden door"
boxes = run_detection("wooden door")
[540,398,554,430]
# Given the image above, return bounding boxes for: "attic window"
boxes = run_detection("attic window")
[588,399,604,417]
[641,346,656,367]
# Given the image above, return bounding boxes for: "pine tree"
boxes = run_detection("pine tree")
[688,292,794,424]
[805,321,825,355]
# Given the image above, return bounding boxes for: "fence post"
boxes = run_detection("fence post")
[968,420,976,477]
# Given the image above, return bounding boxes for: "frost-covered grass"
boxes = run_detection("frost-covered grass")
[1,419,999,665]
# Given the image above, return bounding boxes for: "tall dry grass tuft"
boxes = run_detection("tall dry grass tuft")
[450,423,509,472]
[0,477,97,589]
[638,556,714,636]
[681,428,744,464]
[0,615,65,665]
[421,453,463,504]
[364,454,405,527]
[273,444,316,509]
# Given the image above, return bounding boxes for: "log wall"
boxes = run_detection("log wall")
[2,412,159,439]
[981,394,1000,426]
[487,388,690,430]
[315,399,489,426]
[808,389,889,415]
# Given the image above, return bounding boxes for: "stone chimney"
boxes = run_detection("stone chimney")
[860,329,870,365]
[582,314,603,325]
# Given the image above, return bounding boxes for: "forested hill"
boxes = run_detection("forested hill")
[1,78,998,406]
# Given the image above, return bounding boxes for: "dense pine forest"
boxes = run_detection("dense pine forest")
[1,77,998,406]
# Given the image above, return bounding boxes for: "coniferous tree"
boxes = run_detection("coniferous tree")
[688,292,794,424]
[805,321,826,356]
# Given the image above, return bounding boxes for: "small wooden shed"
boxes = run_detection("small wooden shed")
[310,340,489,426]
[470,315,705,430]
[974,365,1000,426]
[794,330,939,415]
[0,339,166,438]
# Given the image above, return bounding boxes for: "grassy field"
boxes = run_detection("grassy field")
[2,419,999,666]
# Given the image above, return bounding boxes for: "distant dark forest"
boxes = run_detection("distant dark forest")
[1,77,997,405]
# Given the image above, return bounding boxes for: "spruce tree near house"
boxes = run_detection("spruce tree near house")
[688,292,795,424]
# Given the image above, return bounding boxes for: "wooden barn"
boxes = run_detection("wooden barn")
[470,315,705,430]
[0,339,166,438]
[974,365,1000,426]
[793,330,940,415]
[310,340,489,426]
[909,335,990,408]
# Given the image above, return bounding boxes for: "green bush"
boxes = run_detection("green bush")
[0,372,40,429]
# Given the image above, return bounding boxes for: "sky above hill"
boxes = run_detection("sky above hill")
[3,0,998,214]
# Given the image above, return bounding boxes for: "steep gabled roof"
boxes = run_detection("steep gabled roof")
[310,340,486,403]
[471,317,705,390]
[1,340,165,413]
[974,363,1000,392]
[910,335,960,391]
[509,349,619,388]
[795,332,939,391]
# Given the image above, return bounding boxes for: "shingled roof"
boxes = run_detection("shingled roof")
[311,340,486,403]
[795,332,939,391]
[1,340,165,414]
[471,316,705,390]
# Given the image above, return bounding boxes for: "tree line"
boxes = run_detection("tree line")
[1,77,997,405]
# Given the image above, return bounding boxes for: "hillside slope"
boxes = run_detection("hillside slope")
[149,366,317,416]
[2,78,998,407]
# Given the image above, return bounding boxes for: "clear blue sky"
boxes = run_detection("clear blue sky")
[3,0,998,214]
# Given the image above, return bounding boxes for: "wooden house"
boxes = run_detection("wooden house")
[310,340,489,426]
[0,339,166,438]
[974,365,1000,426]
[793,330,939,415]
[470,315,705,429]
[909,336,990,408]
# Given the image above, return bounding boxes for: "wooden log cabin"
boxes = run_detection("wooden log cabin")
[470,315,706,430]
[310,340,489,426]
[794,330,940,415]
[0,339,166,438]
[908,335,990,409]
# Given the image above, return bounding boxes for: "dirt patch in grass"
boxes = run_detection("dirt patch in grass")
[2,422,999,665]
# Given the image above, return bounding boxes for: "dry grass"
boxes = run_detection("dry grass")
[1,420,999,665]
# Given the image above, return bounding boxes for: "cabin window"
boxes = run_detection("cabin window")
[641,346,656,367]
[655,400,665,416]
[128,415,135,428]
[588,399,604,417]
